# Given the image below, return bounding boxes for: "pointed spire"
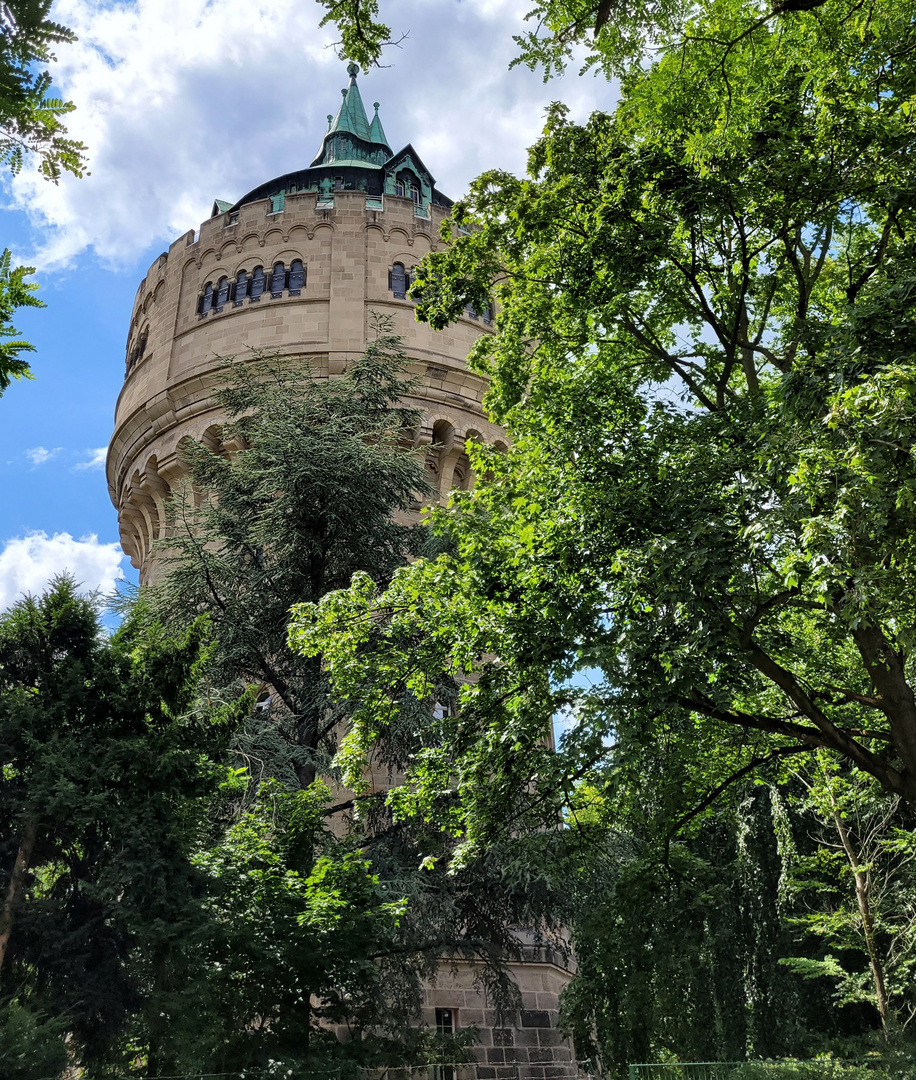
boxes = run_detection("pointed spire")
[327,62,372,142]
[369,101,388,146]
[311,64,392,167]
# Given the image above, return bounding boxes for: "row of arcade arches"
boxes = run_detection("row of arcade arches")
[119,419,502,571]
[198,260,306,315]
[389,263,494,323]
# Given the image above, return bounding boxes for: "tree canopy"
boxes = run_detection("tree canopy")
[294,0,916,857]
[0,0,86,398]
[0,0,86,182]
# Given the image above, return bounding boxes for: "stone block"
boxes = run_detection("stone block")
[520,1011,551,1029]
[537,1029,564,1047]
[487,1050,506,1065]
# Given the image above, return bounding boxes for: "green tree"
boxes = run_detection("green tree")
[134,777,410,1074]
[0,0,87,397]
[151,321,433,790]
[0,0,86,182]
[781,759,916,1036]
[0,251,43,396]
[318,0,848,76]
[0,577,219,1072]
[294,0,916,851]
[149,327,568,1067]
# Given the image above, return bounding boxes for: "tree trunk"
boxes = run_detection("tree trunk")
[829,796,890,1034]
[145,944,173,1078]
[0,818,37,975]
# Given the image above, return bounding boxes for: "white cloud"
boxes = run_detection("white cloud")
[26,446,62,466]
[0,532,125,612]
[74,447,107,471]
[5,0,618,269]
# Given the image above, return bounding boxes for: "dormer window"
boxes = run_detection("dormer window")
[410,185,420,205]
[395,180,406,197]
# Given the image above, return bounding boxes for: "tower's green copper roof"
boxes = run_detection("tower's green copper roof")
[369,101,387,146]
[310,63,391,168]
[218,64,453,217]
[329,63,371,141]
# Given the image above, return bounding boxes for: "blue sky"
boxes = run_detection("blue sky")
[0,0,618,612]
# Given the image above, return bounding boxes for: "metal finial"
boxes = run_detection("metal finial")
[373,102,380,112]
[347,62,359,81]
[327,114,333,130]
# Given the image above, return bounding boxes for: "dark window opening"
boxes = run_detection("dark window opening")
[270,261,286,298]
[198,282,214,316]
[250,266,266,300]
[483,302,494,325]
[435,1008,455,1035]
[288,259,305,295]
[214,276,230,311]
[127,327,149,374]
[389,262,409,300]
[233,270,248,305]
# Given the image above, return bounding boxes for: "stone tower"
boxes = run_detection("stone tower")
[107,65,576,1076]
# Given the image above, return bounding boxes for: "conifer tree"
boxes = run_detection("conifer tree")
[152,318,433,789]
[0,577,218,1072]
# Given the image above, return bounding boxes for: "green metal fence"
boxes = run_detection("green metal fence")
[628,1066,743,1080]
[627,1063,914,1080]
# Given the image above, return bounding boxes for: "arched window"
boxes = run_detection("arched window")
[288,259,305,295]
[465,303,479,320]
[126,327,149,374]
[452,453,471,491]
[198,282,214,315]
[270,262,286,298]
[483,302,495,325]
[410,184,420,205]
[214,276,230,310]
[395,179,406,197]
[250,266,265,300]
[233,270,248,305]
[389,262,408,299]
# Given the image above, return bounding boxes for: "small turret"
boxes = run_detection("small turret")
[310,63,391,167]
